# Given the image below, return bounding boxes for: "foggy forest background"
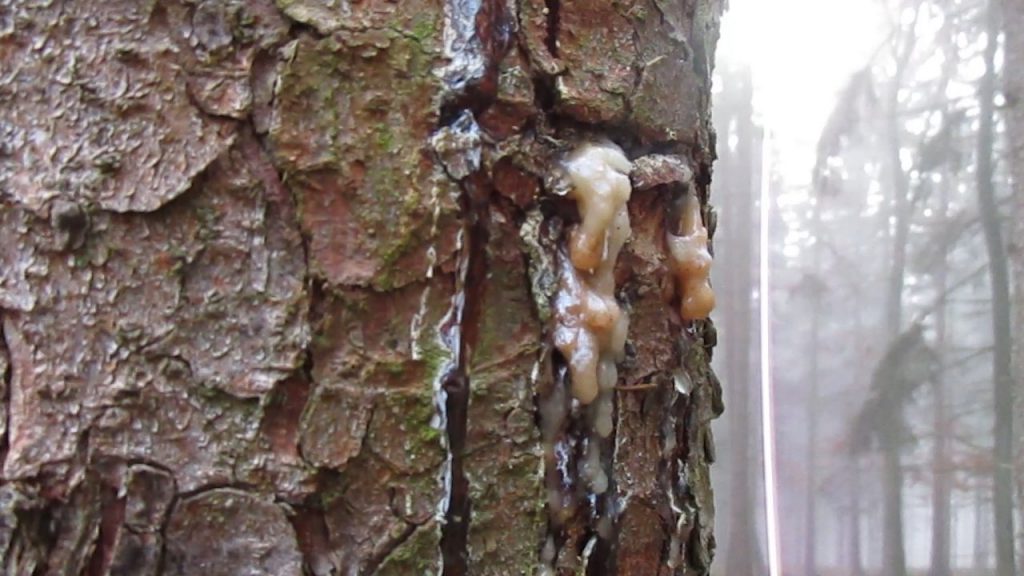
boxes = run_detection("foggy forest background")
[709,0,1021,575]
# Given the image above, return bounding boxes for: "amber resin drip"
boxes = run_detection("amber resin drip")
[552,142,631,412]
[667,193,715,321]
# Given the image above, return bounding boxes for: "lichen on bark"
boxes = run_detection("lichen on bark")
[0,0,287,214]
[0,0,724,572]
[267,10,458,291]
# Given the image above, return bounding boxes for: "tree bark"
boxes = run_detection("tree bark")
[0,1,725,574]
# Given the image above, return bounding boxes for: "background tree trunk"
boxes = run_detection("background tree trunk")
[880,26,915,575]
[976,3,1017,575]
[0,1,725,574]
[805,200,823,576]
[929,173,952,576]
[714,64,762,576]
[1001,0,1024,568]
[882,441,908,576]
[975,487,991,571]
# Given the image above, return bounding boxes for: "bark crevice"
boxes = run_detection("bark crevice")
[244,113,319,470]
[433,0,513,570]
[543,0,560,58]
[287,504,334,576]
[83,483,124,576]
[0,317,10,468]
[365,521,422,575]
[434,130,495,576]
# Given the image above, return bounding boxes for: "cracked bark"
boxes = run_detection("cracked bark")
[0,0,725,574]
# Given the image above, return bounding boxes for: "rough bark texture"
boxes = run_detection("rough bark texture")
[0,0,724,574]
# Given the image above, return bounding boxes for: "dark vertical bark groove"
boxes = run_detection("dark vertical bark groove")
[84,484,124,576]
[0,318,9,467]
[287,504,333,576]
[440,369,471,575]
[543,0,560,58]
[438,171,492,574]
[435,1,511,570]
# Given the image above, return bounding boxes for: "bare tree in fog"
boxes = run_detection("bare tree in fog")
[802,1,1019,575]
[811,66,883,576]
[853,327,939,576]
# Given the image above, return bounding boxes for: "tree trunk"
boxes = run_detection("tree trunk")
[929,175,952,576]
[850,457,865,576]
[884,34,914,340]
[1001,0,1024,568]
[716,65,761,576]
[879,25,916,574]
[805,201,823,576]
[0,0,726,574]
[975,487,990,571]
[848,311,866,576]
[882,441,908,576]
[977,2,1017,575]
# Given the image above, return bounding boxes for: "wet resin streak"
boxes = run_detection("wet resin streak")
[551,141,632,503]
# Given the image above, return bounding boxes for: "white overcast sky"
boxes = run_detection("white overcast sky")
[716,0,889,189]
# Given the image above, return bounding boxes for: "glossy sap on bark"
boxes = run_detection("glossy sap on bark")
[552,141,631,407]
[667,192,715,321]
